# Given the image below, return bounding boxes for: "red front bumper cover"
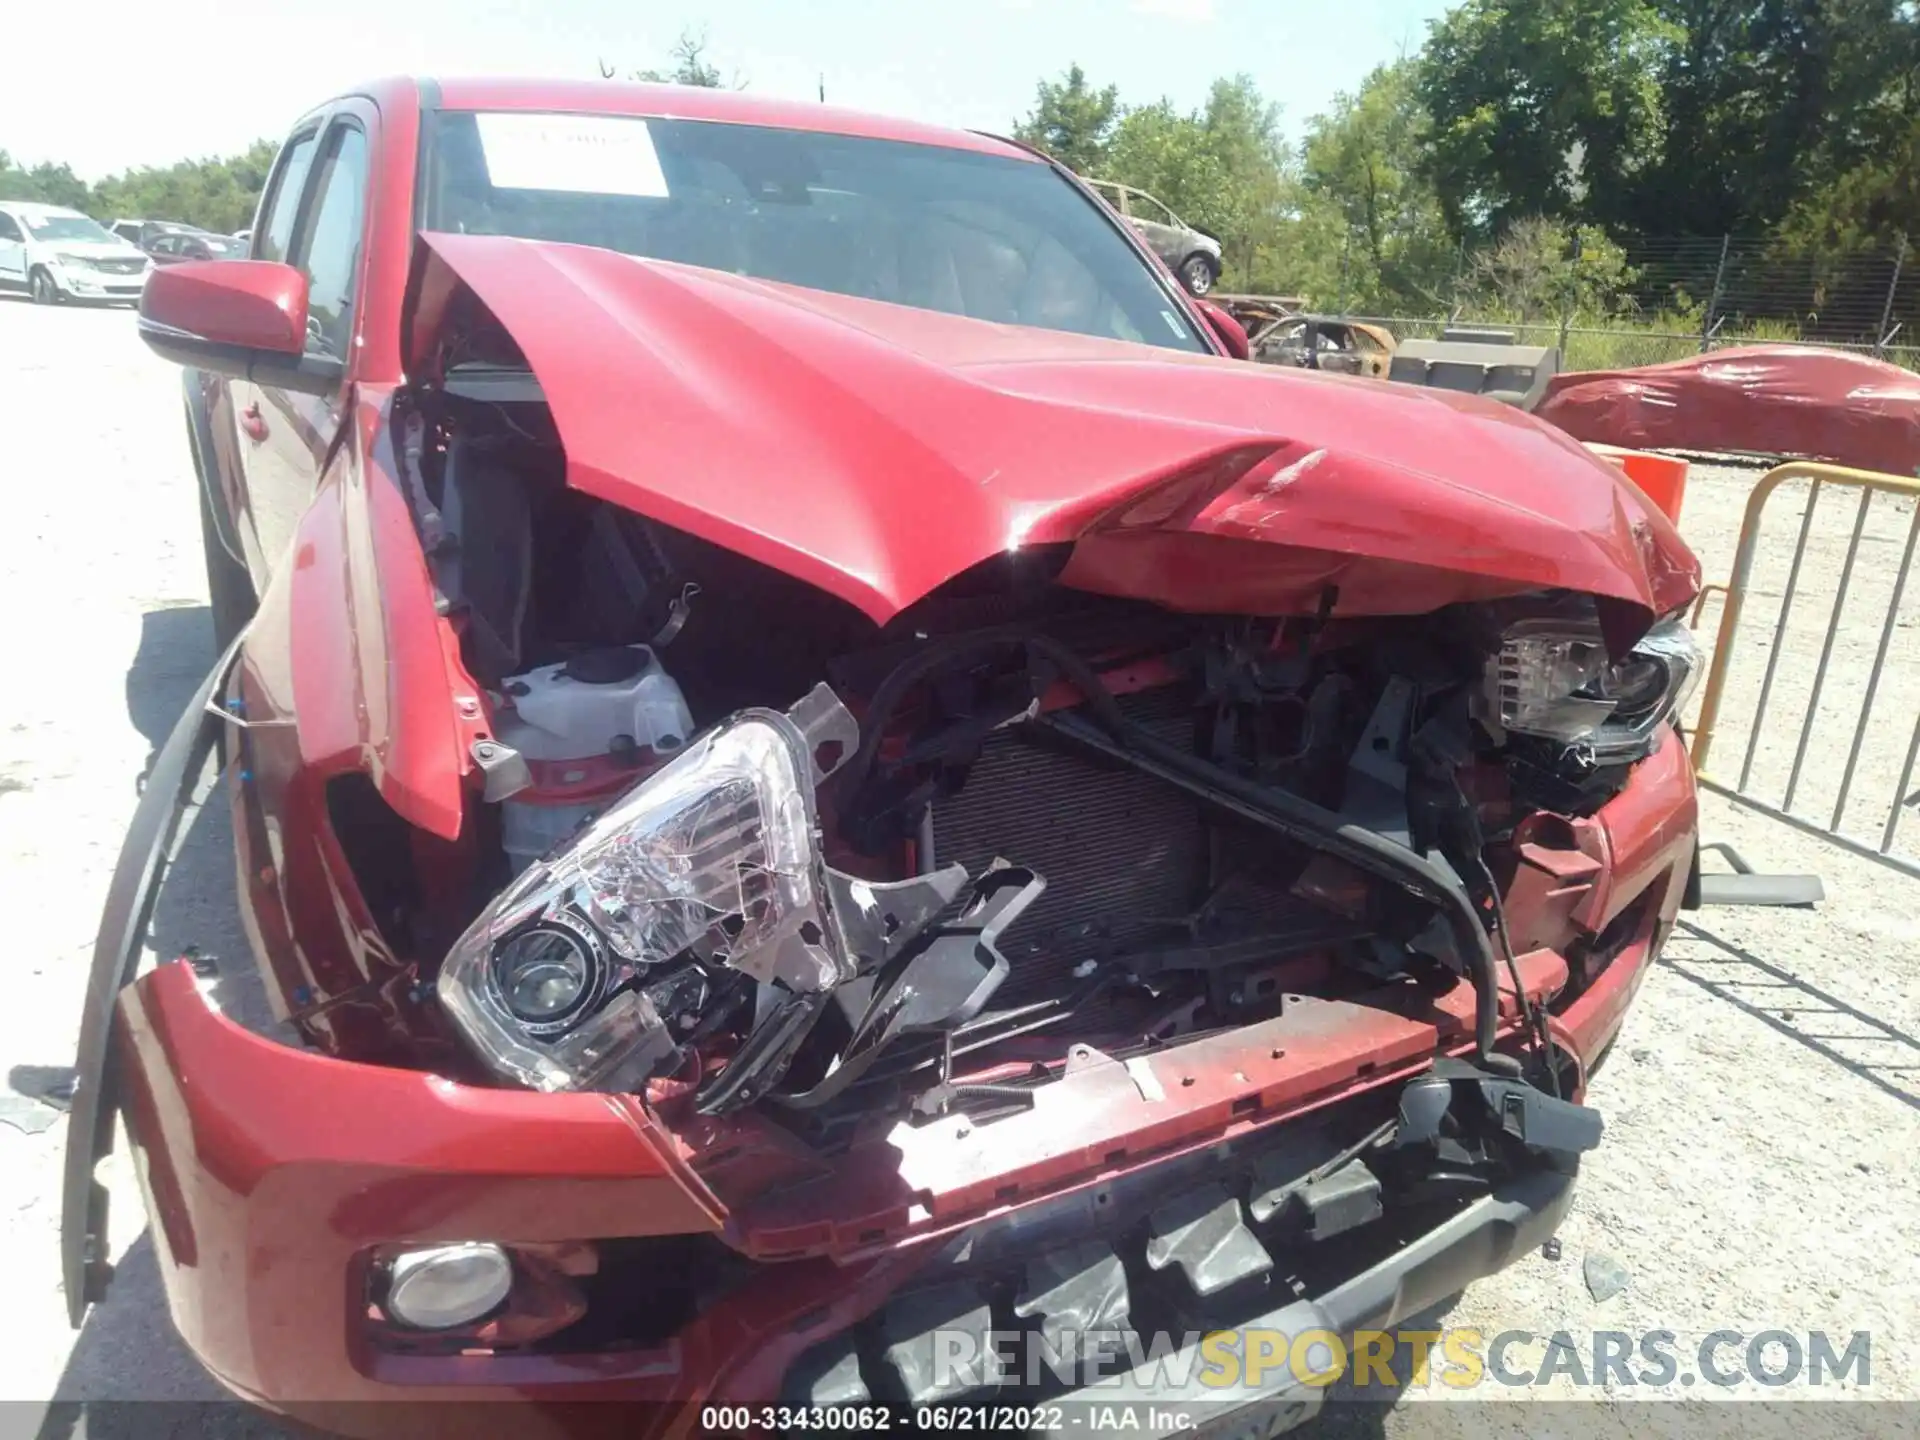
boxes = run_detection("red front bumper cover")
[83,696,1694,1419]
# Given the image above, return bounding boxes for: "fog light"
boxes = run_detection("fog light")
[384,1243,513,1330]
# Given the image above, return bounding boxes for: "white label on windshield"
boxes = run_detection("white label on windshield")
[475,112,671,198]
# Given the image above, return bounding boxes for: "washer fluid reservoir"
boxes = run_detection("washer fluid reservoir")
[491,645,693,873]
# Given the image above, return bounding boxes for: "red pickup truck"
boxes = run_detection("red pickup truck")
[67,75,1701,1438]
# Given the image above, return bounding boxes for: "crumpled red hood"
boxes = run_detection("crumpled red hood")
[412,234,1700,625]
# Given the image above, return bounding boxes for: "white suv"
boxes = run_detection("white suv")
[0,201,153,305]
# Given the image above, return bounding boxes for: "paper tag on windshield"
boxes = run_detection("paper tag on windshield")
[475,112,671,198]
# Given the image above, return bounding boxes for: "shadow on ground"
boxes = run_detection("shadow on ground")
[39,606,305,1440]
[125,605,221,790]
[1661,919,1920,1109]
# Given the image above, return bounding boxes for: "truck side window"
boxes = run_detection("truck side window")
[290,123,369,362]
[255,131,320,265]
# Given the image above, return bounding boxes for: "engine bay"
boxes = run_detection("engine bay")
[377,352,1699,1152]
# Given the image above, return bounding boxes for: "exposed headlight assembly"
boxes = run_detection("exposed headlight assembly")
[438,684,965,1099]
[1480,600,1701,762]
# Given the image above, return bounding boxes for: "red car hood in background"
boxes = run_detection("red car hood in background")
[412,234,1699,626]
[1536,345,1920,477]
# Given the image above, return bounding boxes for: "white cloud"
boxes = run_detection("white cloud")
[1130,0,1216,20]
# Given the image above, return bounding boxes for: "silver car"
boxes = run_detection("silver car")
[1083,178,1223,296]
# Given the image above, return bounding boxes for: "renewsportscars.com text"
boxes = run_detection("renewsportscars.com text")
[924,1325,1873,1392]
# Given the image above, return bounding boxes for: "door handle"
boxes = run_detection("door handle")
[240,402,268,444]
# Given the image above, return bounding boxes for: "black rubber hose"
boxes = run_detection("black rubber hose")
[1488,888,1560,1097]
[1034,709,1503,1063]
[916,1082,1040,1118]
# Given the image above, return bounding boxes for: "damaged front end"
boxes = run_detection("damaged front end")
[429,587,1696,1145]
[354,270,1700,1406]
[400,587,1653,1419]
[70,233,1702,1428]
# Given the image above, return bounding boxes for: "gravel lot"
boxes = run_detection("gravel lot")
[0,296,1915,1437]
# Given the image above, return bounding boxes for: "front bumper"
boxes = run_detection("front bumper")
[49,263,148,299]
[96,728,1693,1430]
[937,1169,1575,1438]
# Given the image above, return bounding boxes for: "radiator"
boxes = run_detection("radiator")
[932,710,1207,1004]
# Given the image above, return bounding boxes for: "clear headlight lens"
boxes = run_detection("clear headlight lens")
[1491,624,1613,741]
[1484,607,1701,760]
[568,718,826,979]
[437,686,860,1092]
[490,922,595,1029]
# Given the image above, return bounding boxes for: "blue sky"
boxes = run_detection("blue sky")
[3,0,1449,180]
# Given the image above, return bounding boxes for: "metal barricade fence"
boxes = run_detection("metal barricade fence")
[1691,462,1920,879]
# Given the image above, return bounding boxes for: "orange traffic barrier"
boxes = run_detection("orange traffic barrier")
[1586,443,1690,524]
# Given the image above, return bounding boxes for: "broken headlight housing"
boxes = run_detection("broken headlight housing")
[1480,604,1701,762]
[438,685,865,1092]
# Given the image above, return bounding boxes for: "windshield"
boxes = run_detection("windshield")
[421,111,1206,353]
[23,214,117,243]
[198,236,244,257]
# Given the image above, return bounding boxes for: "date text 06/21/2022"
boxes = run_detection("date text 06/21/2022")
[693,1328,1873,1432]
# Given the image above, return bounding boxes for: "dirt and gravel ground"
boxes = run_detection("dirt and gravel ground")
[0,296,1915,1438]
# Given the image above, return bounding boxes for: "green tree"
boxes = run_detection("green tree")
[1107,101,1228,232]
[1760,0,1919,247]
[1783,114,1919,249]
[1463,215,1635,318]
[1635,0,1917,236]
[1417,0,1677,240]
[0,151,92,208]
[602,29,729,87]
[1300,61,1456,310]
[1251,190,1354,307]
[1102,75,1294,288]
[0,141,278,231]
[1012,64,1121,175]
[0,151,39,202]
[89,140,280,233]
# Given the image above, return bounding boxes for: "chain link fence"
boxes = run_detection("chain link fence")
[1331,234,1918,373]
